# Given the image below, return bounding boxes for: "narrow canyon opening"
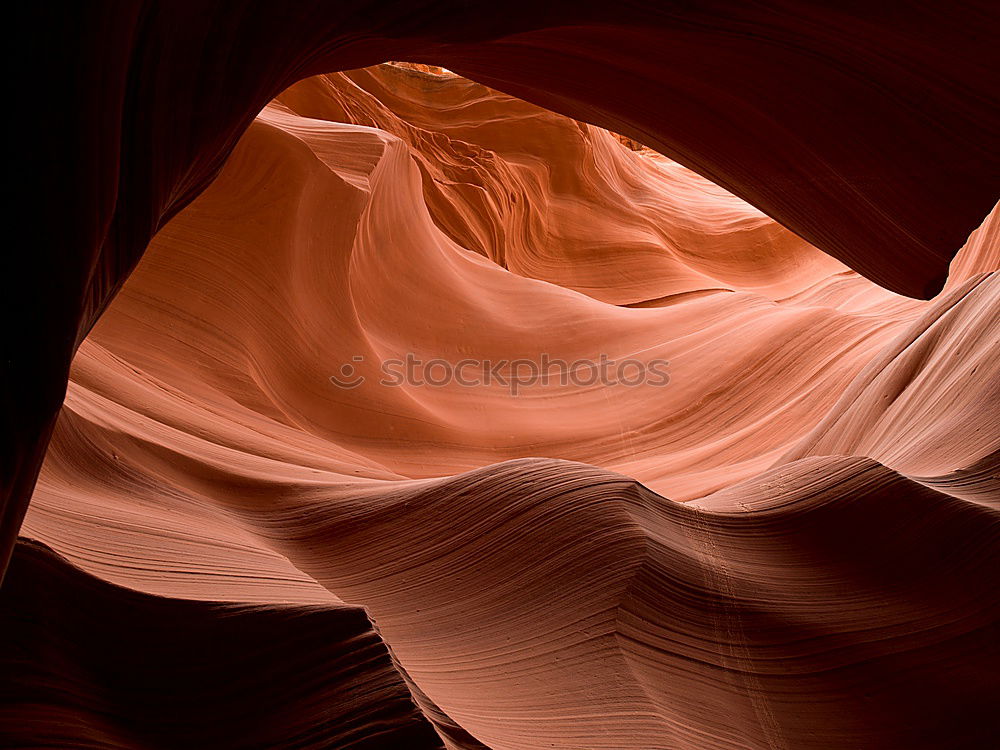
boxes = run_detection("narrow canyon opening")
[6,5,999,746]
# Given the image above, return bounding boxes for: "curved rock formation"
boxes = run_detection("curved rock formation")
[10,3,1000,580]
[1,539,442,749]
[5,57,998,748]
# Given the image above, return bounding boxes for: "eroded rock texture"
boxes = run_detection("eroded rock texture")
[4,5,1000,749]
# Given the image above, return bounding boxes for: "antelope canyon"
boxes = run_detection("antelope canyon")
[4,4,1000,749]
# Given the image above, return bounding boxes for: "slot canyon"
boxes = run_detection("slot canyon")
[3,4,999,748]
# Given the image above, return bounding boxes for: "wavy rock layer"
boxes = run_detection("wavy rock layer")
[5,64,998,748]
[1,540,443,749]
[9,3,1000,582]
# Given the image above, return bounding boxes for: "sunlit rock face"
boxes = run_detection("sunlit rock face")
[5,5,1000,749]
